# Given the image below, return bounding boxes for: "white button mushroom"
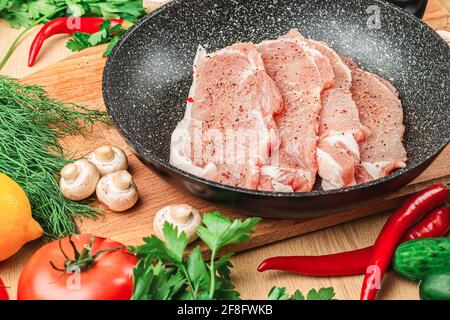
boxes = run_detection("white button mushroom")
[86,145,128,176]
[59,159,100,201]
[153,204,202,243]
[96,170,139,212]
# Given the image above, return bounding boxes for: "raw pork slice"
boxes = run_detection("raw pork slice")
[170,43,283,189]
[346,62,407,183]
[257,29,334,192]
[306,40,370,190]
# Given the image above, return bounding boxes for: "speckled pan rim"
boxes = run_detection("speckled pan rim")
[103,0,450,199]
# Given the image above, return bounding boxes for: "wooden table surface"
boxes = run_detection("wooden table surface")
[0,0,449,300]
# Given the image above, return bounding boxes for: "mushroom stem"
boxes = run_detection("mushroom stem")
[94,145,115,162]
[153,204,202,243]
[96,170,138,212]
[111,171,132,190]
[171,205,193,224]
[86,145,128,176]
[60,163,80,182]
[59,159,100,201]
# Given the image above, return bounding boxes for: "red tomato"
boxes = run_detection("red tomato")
[0,279,9,300]
[17,234,137,300]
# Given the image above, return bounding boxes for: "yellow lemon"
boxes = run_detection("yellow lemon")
[0,173,43,261]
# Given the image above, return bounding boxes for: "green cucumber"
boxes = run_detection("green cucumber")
[419,271,450,300]
[393,238,450,281]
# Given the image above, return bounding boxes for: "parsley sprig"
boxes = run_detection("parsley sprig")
[66,19,130,56]
[130,211,337,300]
[197,212,261,299]
[268,286,337,300]
[131,211,261,300]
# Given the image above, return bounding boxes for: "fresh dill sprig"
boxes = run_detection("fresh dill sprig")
[0,76,111,239]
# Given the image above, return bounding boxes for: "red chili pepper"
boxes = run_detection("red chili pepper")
[257,205,450,276]
[403,205,450,240]
[0,278,9,300]
[28,17,123,67]
[360,183,449,300]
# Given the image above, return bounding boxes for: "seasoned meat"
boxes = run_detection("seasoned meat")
[347,62,407,183]
[307,40,369,190]
[170,43,283,189]
[257,29,334,192]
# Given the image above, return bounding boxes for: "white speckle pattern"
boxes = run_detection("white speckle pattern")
[102,0,450,218]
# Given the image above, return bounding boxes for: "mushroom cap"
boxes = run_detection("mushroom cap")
[96,170,138,212]
[153,204,202,243]
[87,145,128,176]
[59,159,100,201]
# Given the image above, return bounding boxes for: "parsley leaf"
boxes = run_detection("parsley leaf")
[103,35,120,56]
[1,3,31,29]
[268,287,291,300]
[131,223,188,264]
[65,19,129,56]
[66,2,86,17]
[215,252,234,280]
[0,0,9,11]
[196,212,260,299]
[197,211,261,251]
[131,258,185,300]
[88,27,107,46]
[291,290,306,300]
[27,0,57,19]
[66,32,91,51]
[268,287,336,300]
[214,276,241,300]
[162,222,189,263]
[306,287,337,300]
[187,246,210,294]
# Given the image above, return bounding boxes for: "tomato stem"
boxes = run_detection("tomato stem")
[50,235,124,273]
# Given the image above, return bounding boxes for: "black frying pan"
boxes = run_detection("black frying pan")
[103,0,450,218]
[388,0,428,17]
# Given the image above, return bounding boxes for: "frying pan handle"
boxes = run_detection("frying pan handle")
[387,0,428,18]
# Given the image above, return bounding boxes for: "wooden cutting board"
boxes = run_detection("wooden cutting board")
[20,2,450,254]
